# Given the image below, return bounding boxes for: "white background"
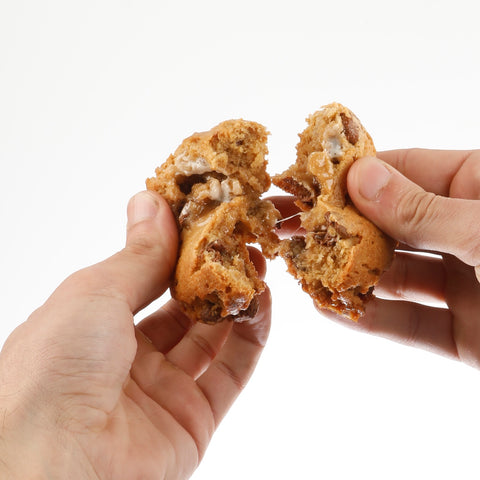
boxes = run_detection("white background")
[1,1,480,478]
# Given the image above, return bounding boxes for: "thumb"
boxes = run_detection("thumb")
[99,190,178,313]
[347,156,480,268]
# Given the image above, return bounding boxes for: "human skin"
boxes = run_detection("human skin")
[0,191,271,479]
[272,149,480,368]
[1,149,479,478]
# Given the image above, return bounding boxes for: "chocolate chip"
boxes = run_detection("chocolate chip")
[275,176,313,203]
[340,112,359,145]
[334,223,349,238]
[290,235,306,249]
[314,232,337,247]
[314,212,352,246]
[323,211,349,239]
[206,240,225,252]
[237,297,260,320]
[200,299,222,324]
[206,240,228,262]
[312,177,322,196]
[178,174,206,195]
[357,286,375,301]
[233,221,248,235]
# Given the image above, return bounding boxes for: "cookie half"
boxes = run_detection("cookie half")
[147,120,280,323]
[274,103,395,320]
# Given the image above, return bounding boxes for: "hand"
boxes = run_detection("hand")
[273,149,480,368]
[344,150,480,367]
[0,191,271,479]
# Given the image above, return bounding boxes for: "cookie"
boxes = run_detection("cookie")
[146,120,280,323]
[273,103,395,320]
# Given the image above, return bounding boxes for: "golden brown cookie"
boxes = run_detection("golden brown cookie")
[147,120,280,323]
[273,103,395,320]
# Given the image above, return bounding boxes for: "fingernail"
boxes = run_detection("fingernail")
[127,191,159,228]
[357,157,392,201]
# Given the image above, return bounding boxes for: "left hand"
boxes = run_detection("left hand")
[0,190,271,479]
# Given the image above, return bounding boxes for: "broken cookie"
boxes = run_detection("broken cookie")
[274,103,395,320]
[146,120,280,324]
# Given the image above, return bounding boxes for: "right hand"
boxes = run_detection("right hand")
[273,149,480,369]
[343,149,480,368]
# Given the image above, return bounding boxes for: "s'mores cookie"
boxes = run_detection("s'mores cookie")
[274,103,395,320]
[147,120,280,323]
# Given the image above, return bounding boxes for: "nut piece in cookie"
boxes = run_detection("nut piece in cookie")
[147,120,280,324]
[273,103,395,320]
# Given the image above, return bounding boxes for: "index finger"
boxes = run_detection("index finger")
[378,149,479,198]
[196,288,272,426]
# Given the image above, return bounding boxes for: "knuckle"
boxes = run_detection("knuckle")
[404,306,422,347]
[126,223,176,263]
[465,228,480,266]
[127,231,157,255]
[456,150,480,199]
[126,233,167,263]
[391,256,409,300]
[188,332,218,361]
[56,265,124,304]
[61,267,108,295]
[215,360,246,391]
[395,189,439,239]
[400,148,423,172]
[125,230,177,278]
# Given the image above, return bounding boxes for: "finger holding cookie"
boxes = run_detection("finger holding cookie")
[346,149,480,368]
[346,155,480,271]
[378,149,480,201]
